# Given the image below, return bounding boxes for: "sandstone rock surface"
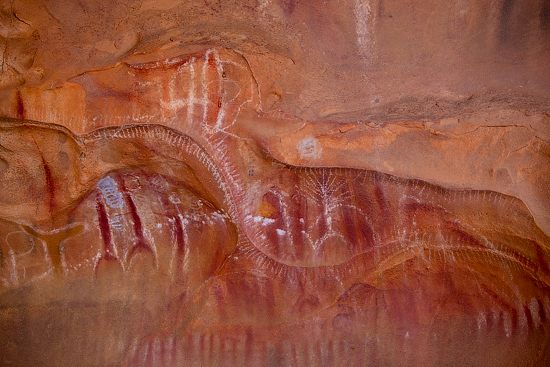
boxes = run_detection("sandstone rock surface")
[0,1,549,366]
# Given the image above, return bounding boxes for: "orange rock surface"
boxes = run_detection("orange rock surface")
[0,1,549,366]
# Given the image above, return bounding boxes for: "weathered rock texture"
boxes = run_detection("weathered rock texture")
[0,1,549,366]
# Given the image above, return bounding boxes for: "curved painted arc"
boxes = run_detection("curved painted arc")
[91,123,550,287]
[84,124,550,295]
[1,120,548,293]
[84,124,238,220]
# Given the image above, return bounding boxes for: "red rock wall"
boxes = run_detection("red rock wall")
[0,1,549,366]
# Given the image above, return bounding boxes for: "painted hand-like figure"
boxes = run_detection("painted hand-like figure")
[1,48,549,366]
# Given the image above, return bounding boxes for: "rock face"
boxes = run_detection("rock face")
[0,1,549,366]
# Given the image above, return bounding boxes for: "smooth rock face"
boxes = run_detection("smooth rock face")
[0,1,549,366]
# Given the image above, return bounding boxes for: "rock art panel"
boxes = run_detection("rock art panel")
[0,114,549,365]
[4,45,549,236]
[0,2,549,366]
